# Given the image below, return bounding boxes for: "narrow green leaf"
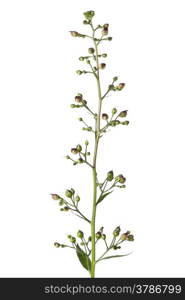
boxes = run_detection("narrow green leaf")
[100,252,132,261]
[96,191,112,205]
[76,244,91,272]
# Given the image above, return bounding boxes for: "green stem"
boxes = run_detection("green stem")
[90,23,102,278]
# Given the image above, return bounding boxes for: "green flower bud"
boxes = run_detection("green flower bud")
[102,53,107,58]
[51,194,60,200]
[88,47,95,54]
[109,84,115,90]
[70,104,76,108]
[59,198,64,206]
[96,231,102,239]
[76,70,83,75]
[76,144,82,152]
[107,170,114,181]
[61,244,66,248]
[54,242,60,248]
[117,83,125,90]
[79,56,84,61]
[67,235,72,239]
[70,31,79,37]
[71,148,78,154]
[85,140,89,145]
[63,206,69,211]
[107,37,112,41]
[65,155,70,159]
[88,236,92,242]
[77,158,84,163]
[78,117,83,121]
[102,113,109,120]
[83,20,89,25]
[87,152,90,156]
[102,234,106,240]
[83,10,95,21]
[77,230,84,239]
[119,110,128,118]
[70,236,76,243]
[86,60,90,64]
[113,76,118,81]
[112,108,117,115]
[70,188,75,195]
[115,175,126,184]
[113,245,121,250]
[113,226,121,237]
[75,195,80,202]
[122,121,129,125]
[65,189,73,198]
[127,234,134,241]
[99,63,106,69]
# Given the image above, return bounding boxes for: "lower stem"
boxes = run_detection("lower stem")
[91,167,97,278]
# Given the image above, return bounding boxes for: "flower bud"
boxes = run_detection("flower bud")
[70,104,76,108]
[87,152,90,156]
[88,236,92,242]
[54,242,60,248]
[83,10,95,21]
[113,245,121,250]
[76,70,83,75]
[67,235,72,239]
[76,144,82,152]
[65,155,70,159]
[77,230,84,239]
[70,31,79,37]
[119,110,128,118]
[113,226,121,237]
[83,20,89,25]
[61,244,66,248]
[79,56,84,61]
[63,206,69,211]
[122,121,129,125]
[113,76,118,81]
[75,195,80,202]
[117,83,125,90]
[112,108,117,115]
[70,236,76,243]
[102,113,109,120]
[102,234,106,240]
[51,194,60,200]
[59,198,64,206]
[65,189,73,198]
[107,37,112,41]
[78,117,83,122]
[102,53,107,58]
[115,175,126,184]
[127,234,134,241]
[109,84,115,90]
[88,47,95,54]
[71,148,78,154]
[85,140,89,145]
[96,231,102,239]
[107,170,114,181]
[77,158,84,163]
[99,63,106,69]
[75,96,82,103]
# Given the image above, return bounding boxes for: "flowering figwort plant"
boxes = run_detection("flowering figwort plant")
[51,10,134,278]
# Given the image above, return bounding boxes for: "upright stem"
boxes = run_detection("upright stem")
[91,25,102,278]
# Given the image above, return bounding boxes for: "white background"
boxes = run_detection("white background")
[0,0,185,278]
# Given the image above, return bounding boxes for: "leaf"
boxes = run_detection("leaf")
[76,244,91,272]
[96,191,113,205]
[100,252,132,261]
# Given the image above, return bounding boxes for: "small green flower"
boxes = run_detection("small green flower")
[113,226,121,237]
[83,10,95,21]
[96,231,102,239]
[102,53,107,58]
[121,121,129,125]
[63,206,69,211]
[65,189,73,198]
[102,234,106,240]
[107,170,114,181]
[119,110,128,117]
[85,140,89,145]
[59,198,65,206]
[88,47,95,54]
[65,155,70,159]
[79,56,84,61]
[115,175,126,184]
[76,70,83,75]
[77,158,84,163]
[113,76,118,81]
[112,108,117,115]
[77,230,84,239]
[54,242,60,248]
[75,195,80,202]
[76,144,82,152]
